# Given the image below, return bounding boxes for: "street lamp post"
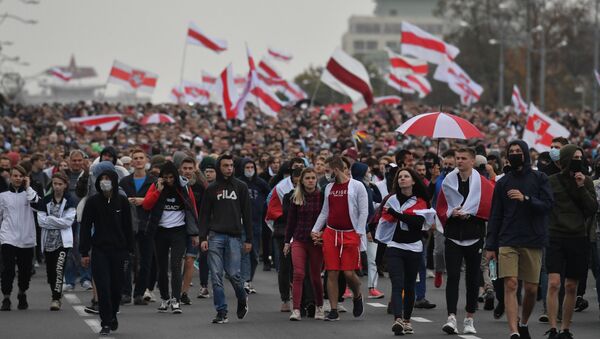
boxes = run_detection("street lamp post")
[594,0,599,112]
[539,27,546,111]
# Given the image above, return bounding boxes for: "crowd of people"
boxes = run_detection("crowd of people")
[0,100,599,338]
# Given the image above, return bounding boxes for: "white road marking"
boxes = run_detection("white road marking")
[411,317,433,323]
[72,305,90,317]
[366,302,387,308]
[64,293,81,304]
[84,319,101,333]
[459,335,482,339]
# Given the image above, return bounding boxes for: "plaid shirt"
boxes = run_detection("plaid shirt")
[285,190,323,243]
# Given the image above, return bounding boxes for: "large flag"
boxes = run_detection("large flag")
[321,48,374,112]
[401,22,460,64]
[434,58,482,105]
[405,74,432,98]
[69,114,123,132]
[265,177,294,230]
[249,81,284,117]
[233,44,259,116]
[182,80,210,104]
[201,70,217,85]
[169,86,185,103]
[522,103,570,152]
[258,57,283,80]
[268,47,293,62]
[386,72,415,94]
[108,60,158,94]
[511,85,527,114]
[48,67,72,82]
[386,48,428,75]
[187,22,227,53]
[216,64,240,120]
[278,80,307,102]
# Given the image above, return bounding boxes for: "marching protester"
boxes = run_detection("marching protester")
[142,161,199,314]
[37,172,77,311]
[311,156,368,321]
[79,168,134,336]
[486,140,554,339]
[0,165,40,311]
[545,144,598,339]
[375,168,435,335]
[199,154,252,324]
[436,148,494,335]
[196,156,217,299]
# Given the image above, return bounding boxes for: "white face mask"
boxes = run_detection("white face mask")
[99,180,112,192]
[549,148,560,162]
[244,169,255,178]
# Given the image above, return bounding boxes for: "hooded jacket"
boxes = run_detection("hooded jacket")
[486,140,554,250]
[37,193,77,251]
[547,144,598,238]
[100,146,118,165]
[142,162,199,236]
[79,170,134,257]
[351,162,375,222]
[238,158,270,227]
[0,183,40,248]
[198,156,253,242]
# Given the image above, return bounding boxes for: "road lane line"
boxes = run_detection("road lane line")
[72,305,90,317]
[64,293,81,304]
[366,302,387,308]
[411,317,432,323]
[459,335,482,339]
[84,319,101,333]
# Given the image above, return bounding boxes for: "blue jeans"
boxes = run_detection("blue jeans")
[207,231,247,313]
[241,224,262,282]
[65,222,92,286]
[591,240,600,306]
[416,241,427,301]
[241,231,251,282]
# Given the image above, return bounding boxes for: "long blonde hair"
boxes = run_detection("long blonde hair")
[292,168,318,206]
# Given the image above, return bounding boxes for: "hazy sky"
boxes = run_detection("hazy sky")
[2,0,375,102]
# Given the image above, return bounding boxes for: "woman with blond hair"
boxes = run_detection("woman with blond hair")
[284,168,325,321]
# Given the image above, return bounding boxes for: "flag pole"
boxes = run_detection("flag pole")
[309,79,321,108]
[101,61,114,102]
[179,34,189,89]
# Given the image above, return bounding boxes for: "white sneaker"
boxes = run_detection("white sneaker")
[289,309,301,321]
[323,299,331,312]
[63,283,75,291]
[157,299,169,313]
[442,314,458,334]
[463,317,476,334]
[426,269,435,278]
[244,282,251,294]
[81,280,93,290]
[338,303,348,313]
[144,289,157,302]
[315,306,325,320]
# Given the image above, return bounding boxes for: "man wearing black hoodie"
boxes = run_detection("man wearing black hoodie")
[239,158,269,293]
[199,154,252,324]
[80,170,134,336]
[486,140,554,339]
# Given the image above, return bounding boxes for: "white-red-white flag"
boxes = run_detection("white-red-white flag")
[595,70,600,86]
[182,80,210,104]
[511,85,527,115]
[522,103,570,152]
[169,86,185,103]
[401,22,460,64]
[216,64,241,120]
[321,48,374,112]
[233,44,260,116]
[375,95,402,105]
[405,74,431,98]
[108,60,158,94]
[258,57,283,80]
[268,47,293,62]
[386,48,428,75]
[69,114,123,132]
[434,58,482,105]
[279,80,307,102]
[48,67,72,82]
[386,72,416,94]
[187,22,227,53]
[248,80,284,118]
[201,70,217,85]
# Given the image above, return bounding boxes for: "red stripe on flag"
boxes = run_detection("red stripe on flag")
[326,58,374,106]
[188,28,226,52]
[109,67,131,81]
[389,73,411,88]
[390,58,428,74]
[220,69,235,120]
[252,86,281,113]
[406,75,429,95]
[258,61,280,79]
[402,31,448,55]
[77,116,122,127]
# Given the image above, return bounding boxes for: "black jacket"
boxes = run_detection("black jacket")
[80,170,134,257]
[199,157,252,242]
[119,173,157,233]
[486,140,554,250]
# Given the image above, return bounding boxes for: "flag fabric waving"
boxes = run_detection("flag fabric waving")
[201,70,217,85]
[386,48,428,75]
[169,86,185,103]
[265,177,294,231]
[434,58,482,106]
[268,47,293,62]
[321,48,374,112]
[511,85,527,114]
[522,103,570,152]
[182,80,210,104]
[401,22,460,64]
[216,64,241,120]
[69,114,123,132]
[187,22,227,53]
[405,74,432,98]
[48,67,72,82]
[108,60,158,94]
[386,72,416,94]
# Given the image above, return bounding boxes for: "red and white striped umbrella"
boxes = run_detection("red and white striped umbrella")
[395,112,484,139]
[140,113,176,125]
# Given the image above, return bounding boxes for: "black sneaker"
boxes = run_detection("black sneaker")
[84,300,99,314]
[237,297,248,319]
[325,309,340,321]
[510,334,520,339]
[387,301,393,315]
[133,296,148,305]
[17,294,28,310]
[180,292,191,305]
[306,303,316,318]
[212,312,228,324]
[518,324,531,339]
[414,298,436,309]
[99,326,111,336]
[171,299,182,314]
[120,295,132,305]
[574,296,588,312]
[484,290,495,310]
[544,328,558,339]
[557,330,573,339]
[110,318,119,331]
[494,302,505,319]
[352,294,364,317]
[1,298,11,311]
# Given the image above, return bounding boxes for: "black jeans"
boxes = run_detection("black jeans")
[45,247,69,300]
[386,247,420,319]
[445,239,482,315]
[133,230,156,298]
[155,226,187,301]
[273,236,291,302]
[262,223,272,267]
[198,250,209,287]
[92,247,127,327]
[1,244,34,296]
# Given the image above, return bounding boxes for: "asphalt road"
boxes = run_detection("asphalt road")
[1,264,599,338]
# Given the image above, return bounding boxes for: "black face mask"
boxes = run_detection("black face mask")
[443,167,454,173]
[508,154,524,169]
[569,159,583,173]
